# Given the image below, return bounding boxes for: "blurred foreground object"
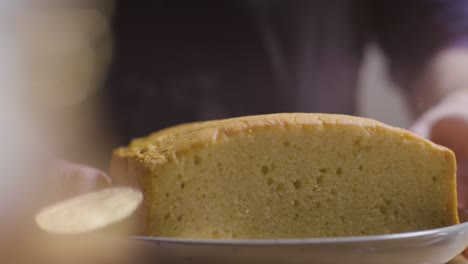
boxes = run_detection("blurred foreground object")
[0,1,118,263]
[14,1,116,169]
[36,187,142,235]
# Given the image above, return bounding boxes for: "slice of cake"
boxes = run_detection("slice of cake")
[110,113,459,238]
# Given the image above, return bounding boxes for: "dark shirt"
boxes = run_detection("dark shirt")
[104,0,468,143]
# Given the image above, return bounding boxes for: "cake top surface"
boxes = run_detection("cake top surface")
[114,113,452,167]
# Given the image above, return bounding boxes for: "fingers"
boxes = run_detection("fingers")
[430,117,468,156]
[55,161,112,198]
[457,162,468,209]
[428,116,468,209]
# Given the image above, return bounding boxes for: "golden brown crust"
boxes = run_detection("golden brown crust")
[114,113,453,166]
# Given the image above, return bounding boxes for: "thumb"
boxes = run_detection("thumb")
[55,161,112,198]
[430,116,468,155]
[429,117,468,209]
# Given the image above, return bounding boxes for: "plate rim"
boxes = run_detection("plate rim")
[130,221,468,246]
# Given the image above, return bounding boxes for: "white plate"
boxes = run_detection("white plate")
[131,217,468,264]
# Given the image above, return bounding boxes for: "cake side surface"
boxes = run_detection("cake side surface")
[110,113,458,238]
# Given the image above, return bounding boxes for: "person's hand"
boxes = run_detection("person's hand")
[430,119,468,260]
[430,117,468,259]
[411,90,468,259]
[411,90,468,209]
[34,162,140,264]
[0,159,113,264]
[54,160,111,198]
[429,117,468,209]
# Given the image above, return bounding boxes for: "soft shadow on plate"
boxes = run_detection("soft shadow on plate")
[131,209,468,264]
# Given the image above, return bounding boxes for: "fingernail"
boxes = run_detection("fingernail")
[94,171,112,189]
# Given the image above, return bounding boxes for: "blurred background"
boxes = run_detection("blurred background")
[1,0,411,171]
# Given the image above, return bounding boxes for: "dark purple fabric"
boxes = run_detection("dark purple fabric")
[369,0,468,89]
[104,0,468,143]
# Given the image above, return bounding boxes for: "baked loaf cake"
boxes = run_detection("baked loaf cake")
[110,113,459,238]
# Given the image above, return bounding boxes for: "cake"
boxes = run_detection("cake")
[110,113,459,238]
